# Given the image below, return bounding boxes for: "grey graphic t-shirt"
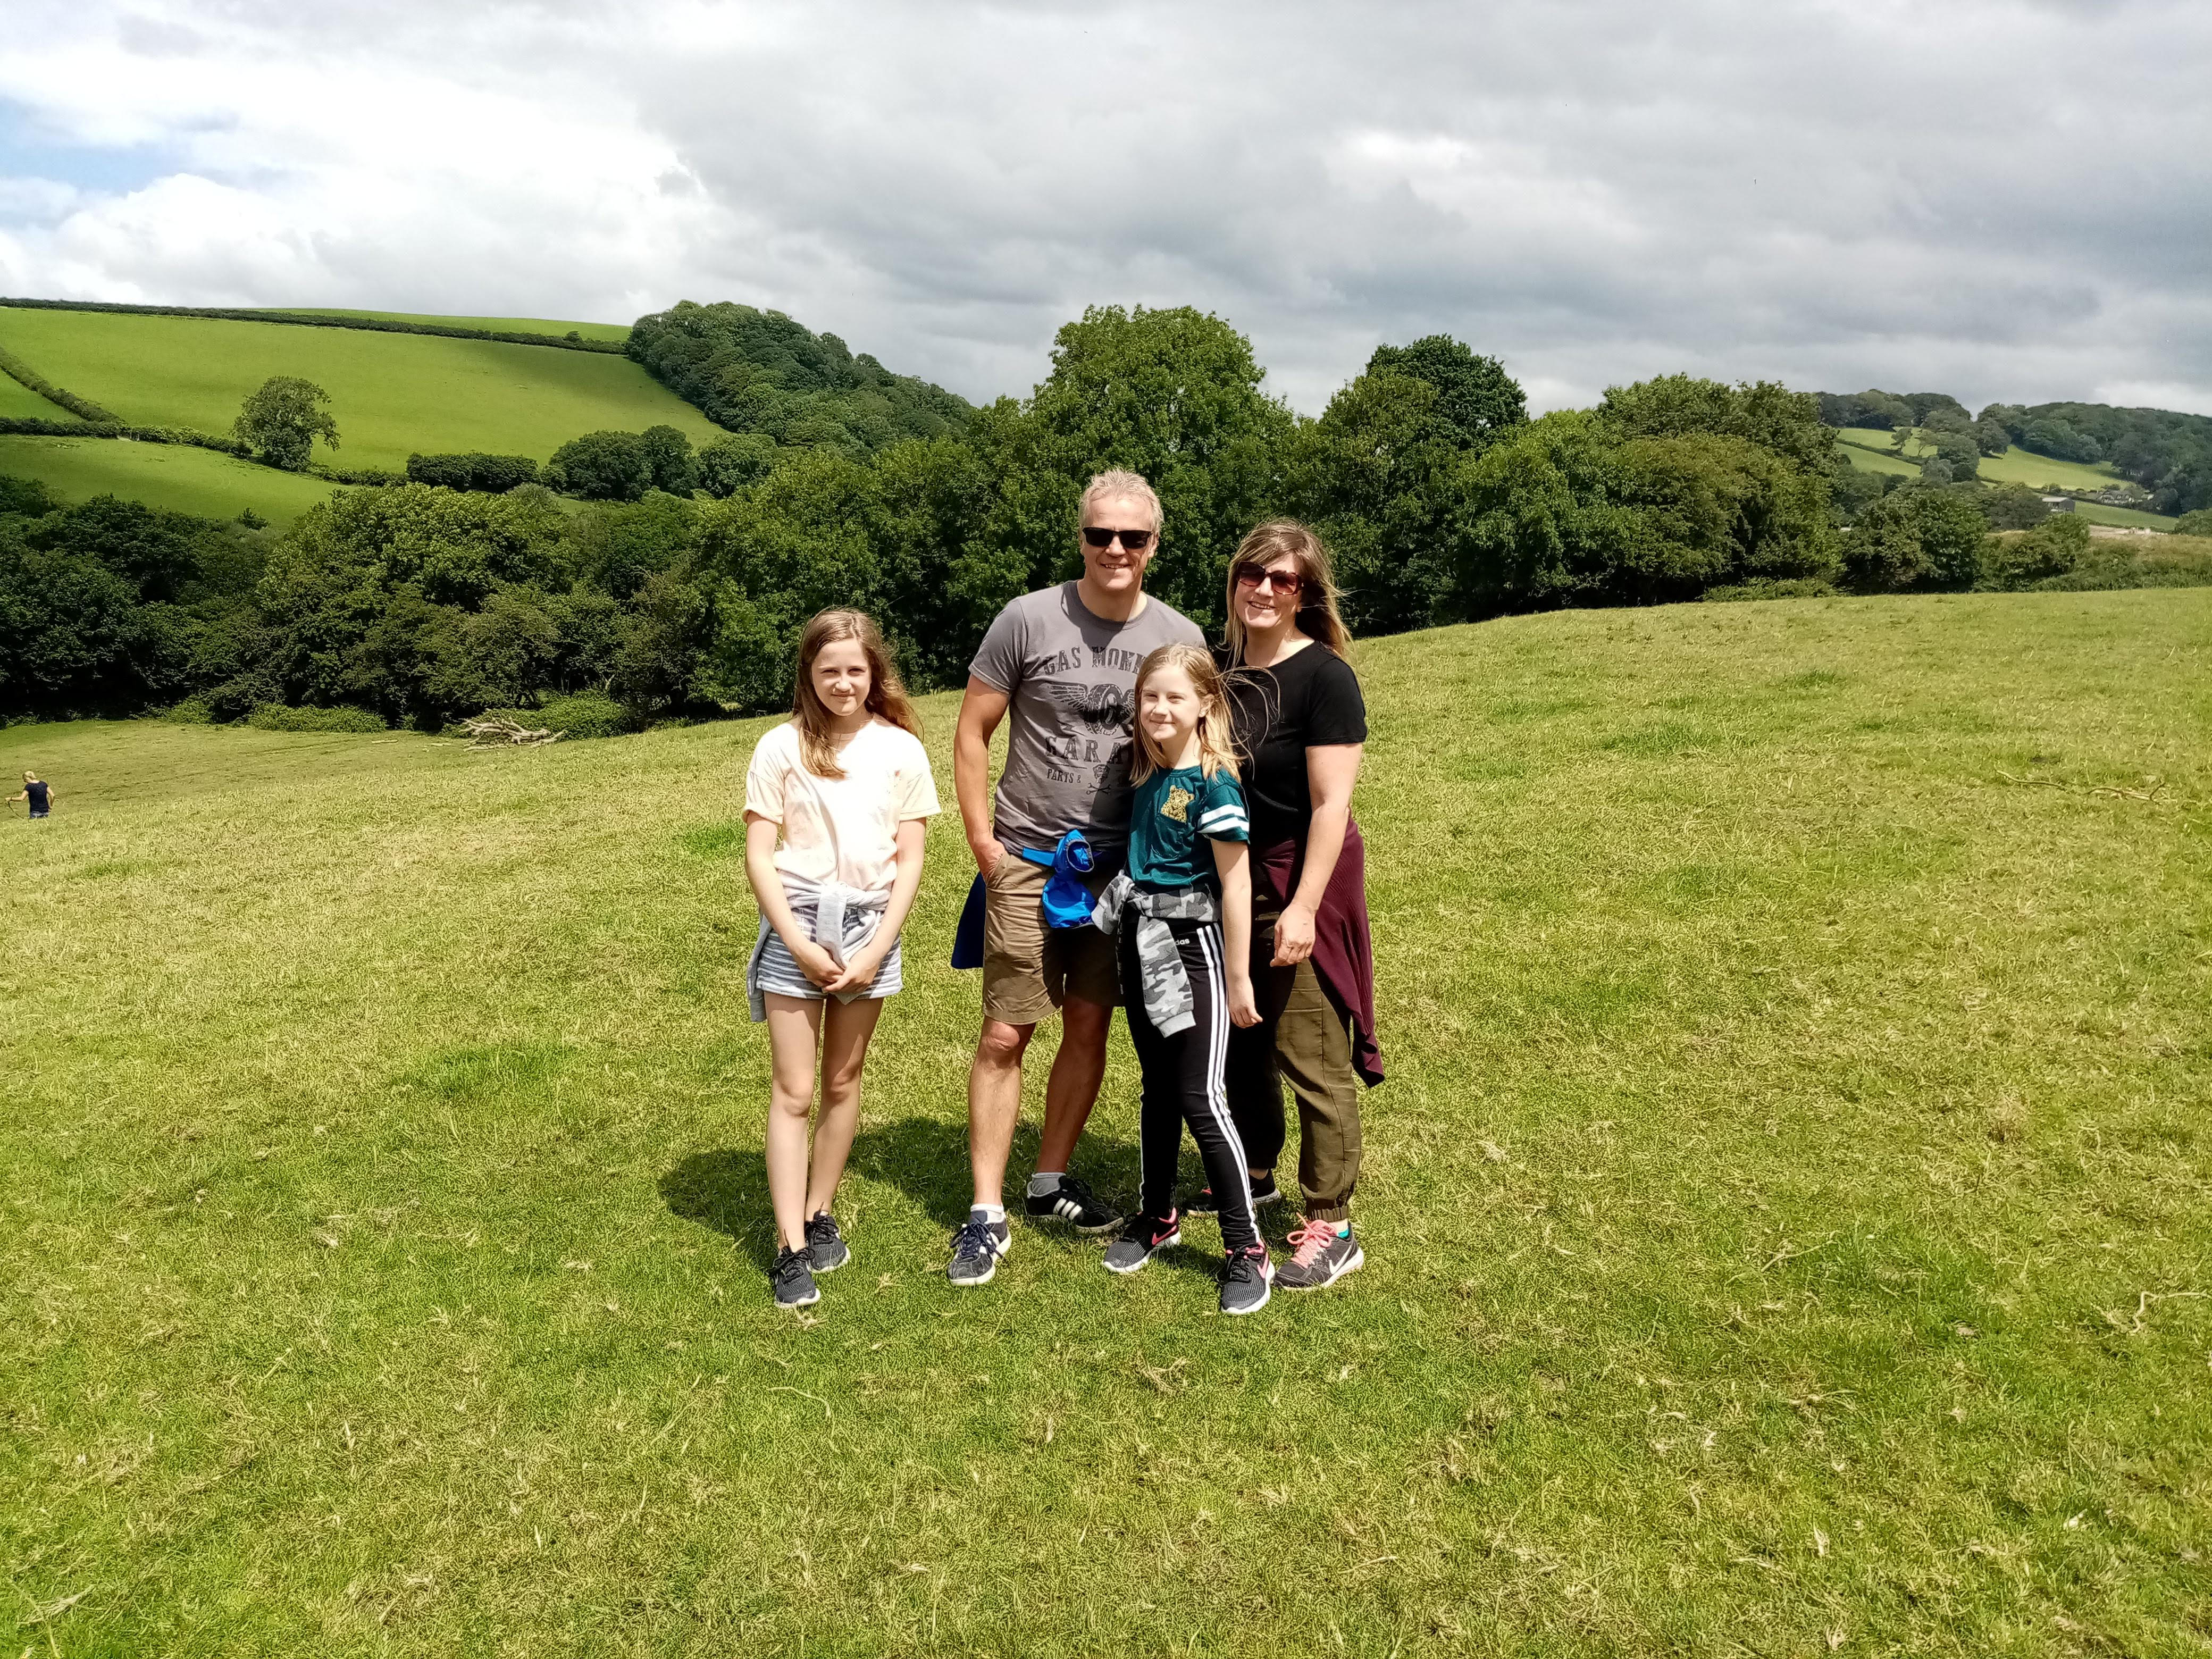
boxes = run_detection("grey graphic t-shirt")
[970,582,1204,854]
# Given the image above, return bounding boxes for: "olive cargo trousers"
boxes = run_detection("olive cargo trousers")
[1222,887,1363,1221]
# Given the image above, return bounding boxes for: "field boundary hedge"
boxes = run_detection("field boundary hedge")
[0,297,628,354]
[0,340,122,424]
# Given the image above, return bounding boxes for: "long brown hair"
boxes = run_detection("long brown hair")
[1221,520,1353,666]
[1130,643,1239,785]
[791,609,921,778]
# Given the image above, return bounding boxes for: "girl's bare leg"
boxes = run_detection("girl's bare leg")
[764,993,825,1253]
[804,995,884,1219]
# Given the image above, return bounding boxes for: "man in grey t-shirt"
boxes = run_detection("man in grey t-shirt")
[945,469,1204,1286]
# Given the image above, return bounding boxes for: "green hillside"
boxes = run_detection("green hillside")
[0,371,71,420]
[276,308,631,343]
[5,593,2208,1654]
[1837,426,2123,491]
[0,434,337,525]
[0,306,720,473]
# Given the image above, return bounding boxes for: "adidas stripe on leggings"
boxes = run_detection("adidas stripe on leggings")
[1119,916,1262,1254]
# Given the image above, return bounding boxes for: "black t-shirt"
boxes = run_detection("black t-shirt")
[1218,642,1367,845]
[24,780,48,811]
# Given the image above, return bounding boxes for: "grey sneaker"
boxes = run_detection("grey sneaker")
[1219,1245,1273,1316]
[805,1211,849,1273]
[1102,1211,1180,1275]
[1277,1220,1363,1291]
[771,1244,819,1309]
[946,1209,1011,1287]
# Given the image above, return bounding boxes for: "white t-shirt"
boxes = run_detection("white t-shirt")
[743,718,940,895]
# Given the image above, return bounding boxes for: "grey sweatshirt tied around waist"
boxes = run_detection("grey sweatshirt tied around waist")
[1089,870,1218,1037]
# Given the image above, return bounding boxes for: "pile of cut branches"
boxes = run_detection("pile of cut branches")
[460,716,562,747]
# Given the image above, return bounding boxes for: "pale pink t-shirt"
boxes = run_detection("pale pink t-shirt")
[743,718,940,895]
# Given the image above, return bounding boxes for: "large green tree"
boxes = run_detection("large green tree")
[1283,336,1529,633]
[233,376,339,471]
[997,304,1295,628]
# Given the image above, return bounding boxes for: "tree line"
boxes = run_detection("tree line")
[1,305,2196,727]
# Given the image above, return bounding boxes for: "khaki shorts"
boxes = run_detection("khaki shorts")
[982,852,1120,1026]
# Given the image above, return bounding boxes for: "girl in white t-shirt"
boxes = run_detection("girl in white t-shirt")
[743,609,940,1309]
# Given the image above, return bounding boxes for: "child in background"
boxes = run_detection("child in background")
[743,610,939,1309]
[1093,642,1271,1315]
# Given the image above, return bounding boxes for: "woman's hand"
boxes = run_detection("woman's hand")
[1226,973,1262,1028]
[790,939,843,988]
[1270,901,1318,967]
[823,944,886,995]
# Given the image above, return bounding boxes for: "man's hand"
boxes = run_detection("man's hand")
[1270,901,1318,966]
[969,836,1007,879]
[790,940,842,988]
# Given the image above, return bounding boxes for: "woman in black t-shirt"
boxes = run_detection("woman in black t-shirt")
[1209,521,1383,1292]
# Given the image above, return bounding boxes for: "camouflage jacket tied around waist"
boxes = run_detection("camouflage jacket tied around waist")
[1089,871,1218,1037]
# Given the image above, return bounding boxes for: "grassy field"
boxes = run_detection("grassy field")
[2072,501,2178,531]
[0,435,339,525]
[0,307,720,473]
[1832,436,1921,479]
[0,370,74,420]
[275,310,633,343]
[4,594,2209,1656]
[1833,432,2180,527]
[1836,429,2131,495]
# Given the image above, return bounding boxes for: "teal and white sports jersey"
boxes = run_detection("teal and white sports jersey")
[1125,764,1249,891]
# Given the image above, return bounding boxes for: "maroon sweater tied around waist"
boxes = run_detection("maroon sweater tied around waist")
[1252,822,1384,1087]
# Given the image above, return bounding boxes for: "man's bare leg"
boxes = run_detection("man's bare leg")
[1035,996,1111,1176]
[968,1018,1035,1209]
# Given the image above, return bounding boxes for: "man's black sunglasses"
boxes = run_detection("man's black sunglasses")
[1082,526,1155,551]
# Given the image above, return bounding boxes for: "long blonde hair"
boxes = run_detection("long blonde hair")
[1129,642,1239,785]
[791,609,921,777]
[1221,520,1353,666]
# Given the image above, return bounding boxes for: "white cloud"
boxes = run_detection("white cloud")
[2,0,2208,415]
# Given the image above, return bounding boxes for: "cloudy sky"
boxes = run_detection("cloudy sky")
[3,0,2207,415]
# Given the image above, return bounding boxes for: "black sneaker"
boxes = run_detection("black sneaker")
[772,1244,819,1309]
[805,1211,849,1273]
[1024,1173,1121,1234]
[1102,1211,1181,1275]
[1219,1245,1273,1316]
[946,1209,1011,1287]
[1188,1172,1282,1215]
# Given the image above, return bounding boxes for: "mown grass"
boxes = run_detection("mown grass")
[0,435,339,525]
[274,311,633,343]
[4,593,2209,1656]
[0,307,720,473]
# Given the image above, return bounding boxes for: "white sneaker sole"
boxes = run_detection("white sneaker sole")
[776,1286,821,1309]
[1220,1273,1273,1316]
[1103,1229,1182,1275]
[1282,1243,1364,1291]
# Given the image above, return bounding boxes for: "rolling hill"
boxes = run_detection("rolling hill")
[0,434,339,526]
[0,304,719,476]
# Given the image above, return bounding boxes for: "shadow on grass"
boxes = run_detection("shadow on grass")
[659,1111,1238,1268]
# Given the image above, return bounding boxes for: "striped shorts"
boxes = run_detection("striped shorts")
[749,896,904,1016]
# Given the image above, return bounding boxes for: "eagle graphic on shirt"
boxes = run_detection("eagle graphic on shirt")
[1041,681,1133,734]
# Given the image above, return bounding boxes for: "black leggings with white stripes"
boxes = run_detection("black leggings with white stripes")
[1119,917,1261,1254]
